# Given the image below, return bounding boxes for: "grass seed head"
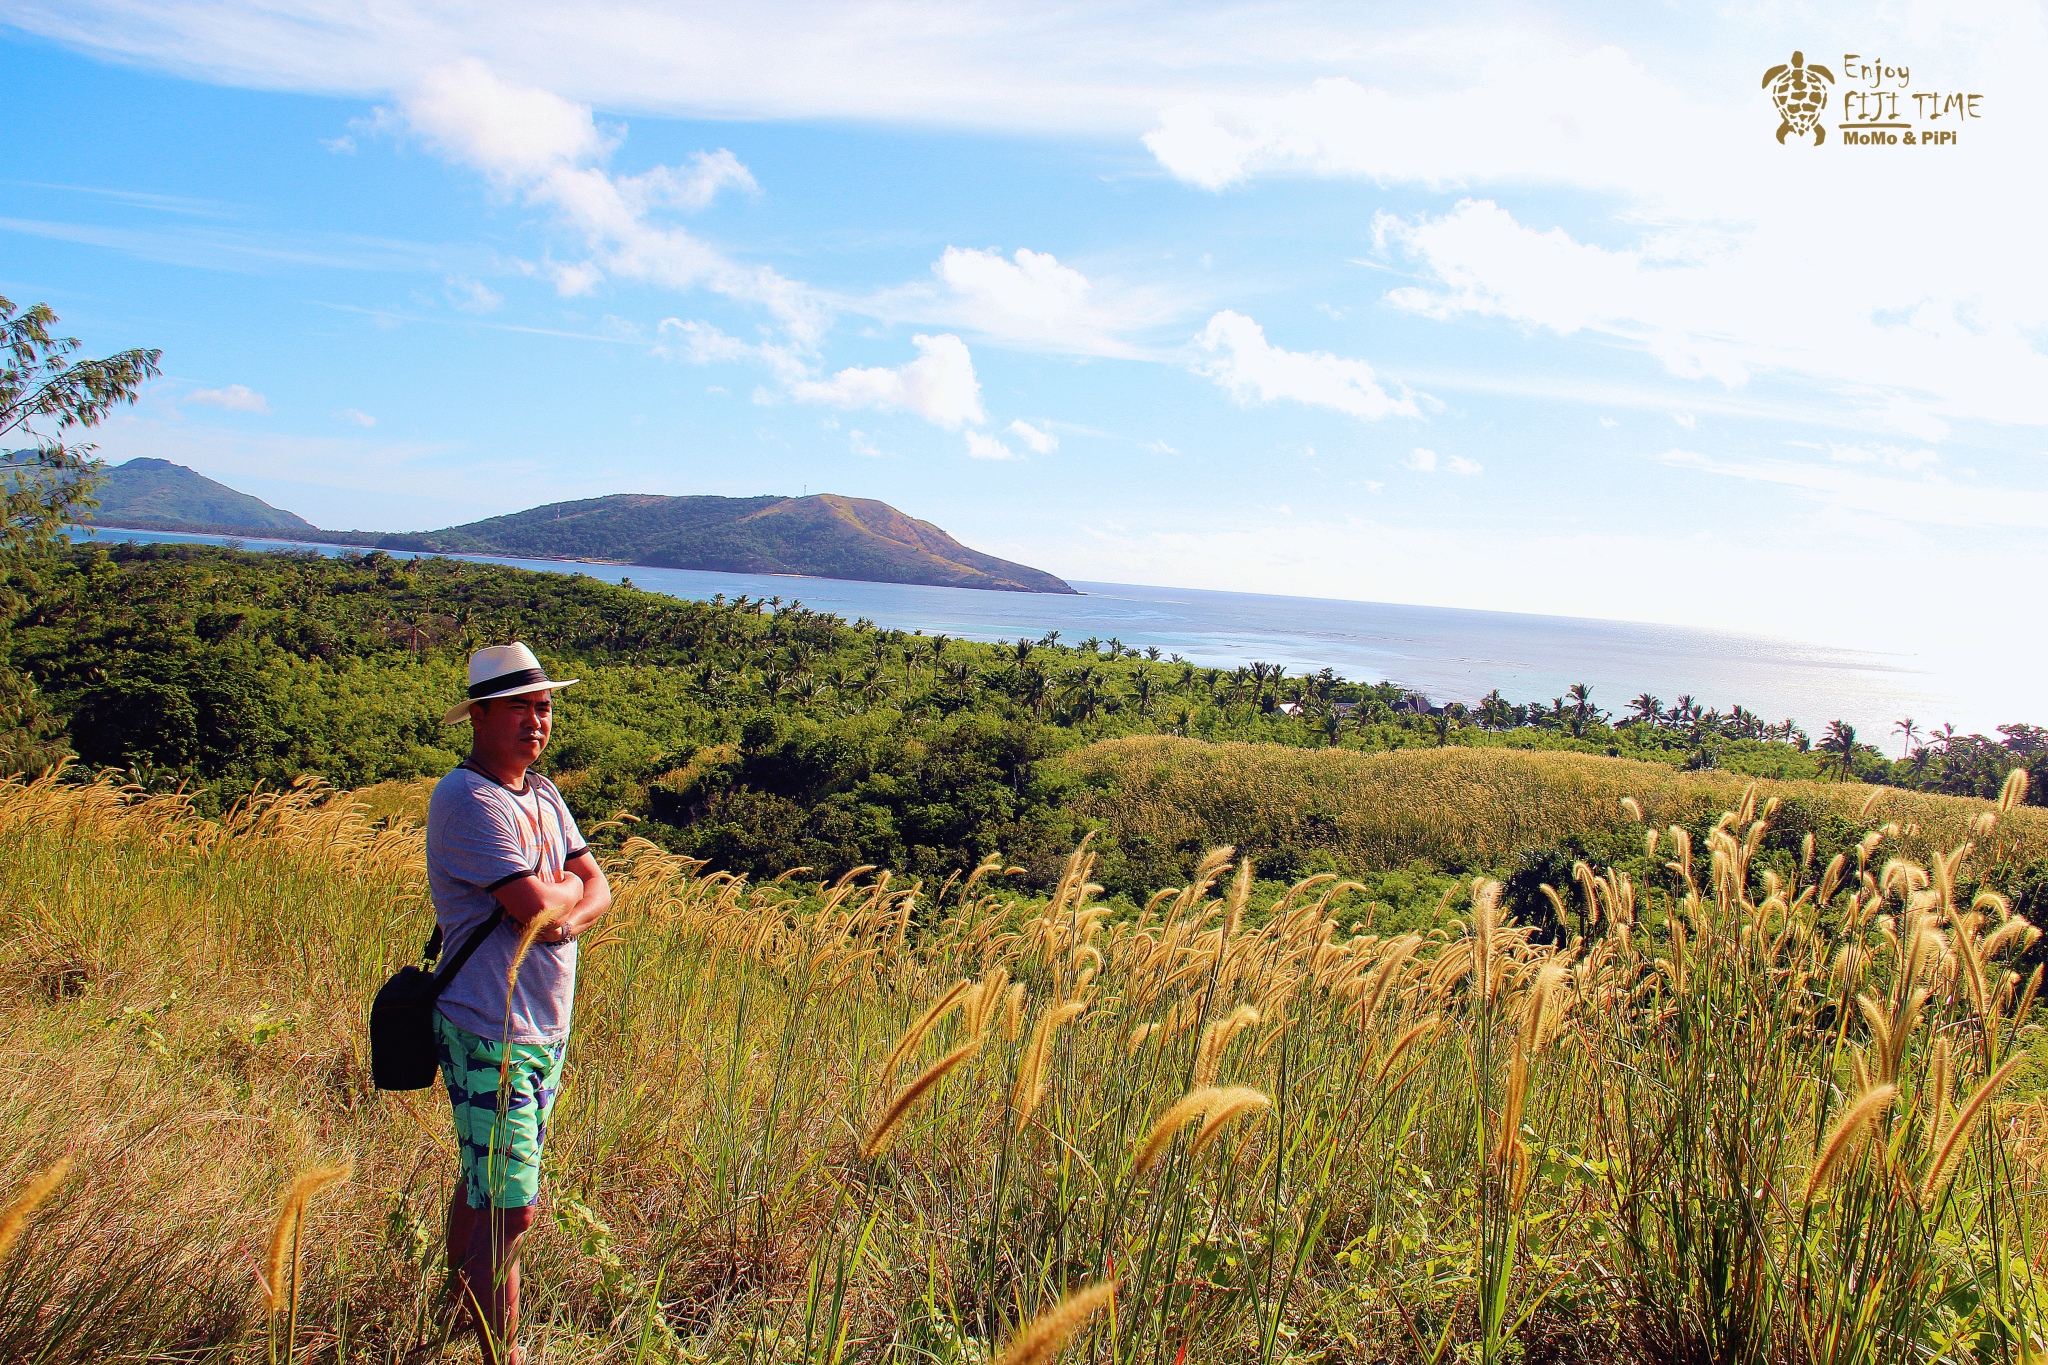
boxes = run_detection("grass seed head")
[0,1156,72,1264]
[261,1163,350,1313]
[1133,1087,1230,1176]
[1921,1055,2023,1203]
[1189,1086,1271,1155]
[880,978,973,1078]
[862,1038,982,1159]
[1804,1086,1896,1203]
[995,1279,1118,1365]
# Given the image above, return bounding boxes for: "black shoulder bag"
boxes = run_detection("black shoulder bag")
[369,907,506,1091]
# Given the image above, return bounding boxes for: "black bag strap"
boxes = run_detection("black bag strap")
[419,760,548,996]
[428,906,507,1000]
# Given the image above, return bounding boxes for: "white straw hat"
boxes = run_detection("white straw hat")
[442,642,580,725]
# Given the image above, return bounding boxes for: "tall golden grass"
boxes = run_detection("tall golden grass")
[1063,736,2048,879]
[2,761,2046,1362]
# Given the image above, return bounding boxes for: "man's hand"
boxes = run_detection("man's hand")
[494,870,583,942]
[491,855,612,945]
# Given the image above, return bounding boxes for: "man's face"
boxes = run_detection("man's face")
[474,691,553,767]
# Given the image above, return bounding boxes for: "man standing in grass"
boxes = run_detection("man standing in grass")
[428,643,612,1365]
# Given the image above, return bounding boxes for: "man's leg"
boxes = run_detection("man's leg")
[445,1191,476,1318]
[436,1014,566,1365]
[461,1201,534,1364]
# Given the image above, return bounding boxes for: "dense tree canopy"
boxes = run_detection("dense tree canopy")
[4,542,2040,896]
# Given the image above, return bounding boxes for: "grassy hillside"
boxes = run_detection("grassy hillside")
[6,769,2047,1362]
[78,456,315,530]
[1065,737,2048,898]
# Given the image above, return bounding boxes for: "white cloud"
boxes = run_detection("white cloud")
[185,384,269,413]
[1405,447,1479,475]
[1375,194,2048,431]
[1193,311,1418,421]
[1005,419,1058,454]
[616,150,758,214]
[386,57,614,180]
[1829,443,1939,472]
[1142,51,1695,195]
[849,430,886,458]
[1654,448,2047,529]
[334,408,377,427]
[861,245,1168,358]
[940,245,1085,333]
[9,2,1507,135]
[1140,439,1180,456]
[322,134,355,154]
[380,60,823,342]
[445,276,501,312]
[655,318,808,383]
[1598,417,1618,428]
[789,333,985,430]
[548,259,604,297]
[965,430,1019,460]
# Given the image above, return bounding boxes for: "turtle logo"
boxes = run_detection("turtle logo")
[1763,51,1835,143]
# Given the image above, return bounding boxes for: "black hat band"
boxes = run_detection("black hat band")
[468,666,551,699]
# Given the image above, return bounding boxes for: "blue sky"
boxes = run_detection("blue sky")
[2,0,2043,687]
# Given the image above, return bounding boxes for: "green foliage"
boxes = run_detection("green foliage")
[6,542,2042,903]
[1,296,161,554]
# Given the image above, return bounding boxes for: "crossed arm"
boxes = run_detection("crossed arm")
[492,850,612,944]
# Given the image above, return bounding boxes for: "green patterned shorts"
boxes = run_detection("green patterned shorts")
[434,1013,568,1209]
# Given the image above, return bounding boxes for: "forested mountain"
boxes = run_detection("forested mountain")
[77,464,1078,594]
[424,491,1077,593]
[71,456,314,530]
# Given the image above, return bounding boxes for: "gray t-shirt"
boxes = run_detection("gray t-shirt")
[426,763,588,1045]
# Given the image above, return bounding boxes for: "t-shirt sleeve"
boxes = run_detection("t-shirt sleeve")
[432,786,534,891]
[553,789,590,861]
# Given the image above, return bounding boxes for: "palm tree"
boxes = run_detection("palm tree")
[1628,692,1662,727]
[1567,683,1597,737]
[1822,720,1858,781]
[1893,717,1921,759]
[1017,665,1052,717]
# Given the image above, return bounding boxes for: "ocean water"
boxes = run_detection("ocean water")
[68,527,2010,738]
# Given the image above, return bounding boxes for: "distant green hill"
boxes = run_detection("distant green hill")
[77,457,315,531]
[57,453,1075,593]
[424,493,1076,594]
